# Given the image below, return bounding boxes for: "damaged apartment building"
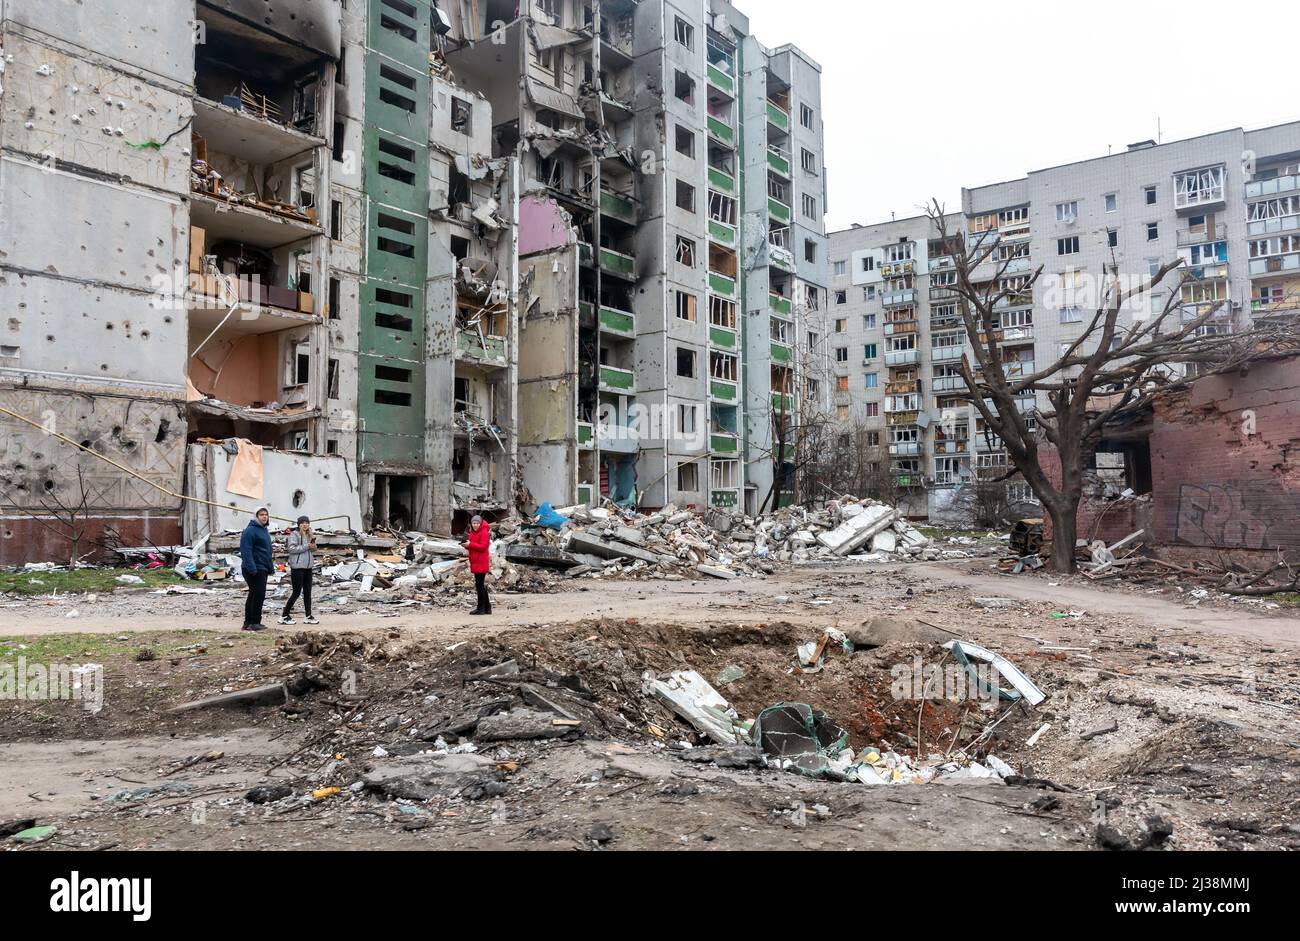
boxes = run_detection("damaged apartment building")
[0,0,826,562]
[825,120,1300,531]
[439,0,829,515]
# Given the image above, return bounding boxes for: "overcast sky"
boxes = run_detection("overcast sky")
[738,0,1300,232]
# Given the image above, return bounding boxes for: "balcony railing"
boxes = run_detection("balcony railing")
[707,115,735,145]
[931,345,965,362]
[767,146,791,177]
[884,349,919,366]
[711,433,739,454]
[1178,225,1228,246]
[711,379,739,402]
[932,375,966,393]
[768,196,792,224]
[1246,174,1300,200]
[770,341,791,364]
[882,288,918,307]
[888,442,922,457]
[707,63,735,96]
[709,219,737,246]
[710,324,737,349]
[766,100,790,131]
[708,166,736,194]
[883,321,917,336]
[599,189,636,223]
[770,293,792,316]
[1248,253,1300,277]
[708,271,737,297]
[1247,214,1300,238]
[599,246,636,280]
[599,364,635,392]
[769,242,796,271]
[599,305,635,337]
[770,391,794,412]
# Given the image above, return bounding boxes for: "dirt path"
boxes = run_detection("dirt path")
[6,560,1297,650]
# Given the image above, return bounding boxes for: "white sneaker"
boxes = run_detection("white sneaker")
[279,616,296,625]
[304,616,319,625]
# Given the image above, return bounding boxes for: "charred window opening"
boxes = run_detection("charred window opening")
[376,213,416,258]
[451,96,472,135]
[375,287,414,332]
[328,278,340,320]
[330,200,342,240]
[378,137,416,187]
[378,65,418,112]
[327,359,340,399]
[449,166,472,208]
[674,70,694,104]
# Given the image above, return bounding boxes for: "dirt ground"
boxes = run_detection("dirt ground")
[2,558,1298,852]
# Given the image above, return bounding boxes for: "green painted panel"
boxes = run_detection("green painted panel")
[769,294,792,316]
[708,272,736,296]
[767,149,790,176]
[456,329,507,365]
[711,489,739,508]
[711,434,739,454]
[768,197,791,223]
[708,220,735,245]
[708,167,735,193]
[599,248,635,279]
[767,101,790,131]
[599,190,636,223]
[770,342,791,364]
[363,126,428,207]
[599,365,635,391]
[709,325,736,348]
[711,380,737,401]
[599,307,635,336]
[707,63,734,96]
[367,0,431,68]
[707,115,734,144]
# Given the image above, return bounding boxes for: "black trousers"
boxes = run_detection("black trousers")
[244,570,268,626]
[474,572,491,614]
[283,567,313,618]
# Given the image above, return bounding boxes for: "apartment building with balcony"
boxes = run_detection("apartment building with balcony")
[828,119,1300,525]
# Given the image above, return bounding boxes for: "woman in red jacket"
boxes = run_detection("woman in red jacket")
[464,514,492,615]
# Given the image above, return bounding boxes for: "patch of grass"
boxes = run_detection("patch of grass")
[0,629,241,663]
[0,568,187,596]
[1270,592,1300,608]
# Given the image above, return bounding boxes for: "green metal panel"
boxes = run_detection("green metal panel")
[708,219,736,246]
[711,489,739,509]
[710,380,737,402]
[770,293,792,316]
[707,167,735,193]
[707,115,734,145]
[767,101,790,131]
[709,325,736,349]
[599,365,635,391]
[363,126,428,206]
[456,329,507,365]
[599,247,635,279]
[599,190,636,223]
[706,63,734,96]
[711,434,739,454]
[367,0,431,68]
[770,342,791,364]
[768,197,791,223]
[599,306,635,336]
[708,271,736,296]
[767,149,790,176]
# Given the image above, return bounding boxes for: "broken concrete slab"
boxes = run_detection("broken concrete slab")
[362,754,498,802]
[563,530,669,565]
[817,504,897,556]
[845,616,956,649]
[697,564,737,579]
[168,682,288,713]
[475,709,581,742]
[649,670,741,745]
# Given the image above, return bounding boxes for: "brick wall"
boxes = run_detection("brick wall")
[1039,356,1300,556]
[1152,357,1300,553]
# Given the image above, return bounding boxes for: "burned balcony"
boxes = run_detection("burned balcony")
[454,269,508,371]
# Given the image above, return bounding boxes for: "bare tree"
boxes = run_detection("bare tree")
[1,466,110,567]
[927,199,1299,572]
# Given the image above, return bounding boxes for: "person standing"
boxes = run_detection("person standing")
[239,506,274,632]
[280,515,318,625]
[464,514,492,615]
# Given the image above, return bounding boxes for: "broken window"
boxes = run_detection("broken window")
[801,148,816,173]
[676,347,696,378]
[333,121,345,162]
[292,345,310,386]
[710,459,739,490]
[376,213,416,258]
[711,297,737,329]
[674,17,694,49]
[800,103,814,129]
[378,64,417,113]
[708,191,736,226]
[331,200,342,241]
[676,125,695,158]
[677,462,699,491]
[676,179,696,213]
[710,351,737,382]
[451,96,472,135]
[329,278,341,320]
[378,137,417,186]
[805,239,817,263]
[380,0,418,41]
[675,236,696,267]
[674,70,694,105]
[801,194,818,219]
[327,359,340,399]
[678,404,698,435]
[675,291,697,322]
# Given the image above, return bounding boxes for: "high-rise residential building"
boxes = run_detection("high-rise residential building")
[0,0,828,562]
[827,120,1300,524]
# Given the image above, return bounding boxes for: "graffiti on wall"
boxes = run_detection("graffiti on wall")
[1175,481,1299,550]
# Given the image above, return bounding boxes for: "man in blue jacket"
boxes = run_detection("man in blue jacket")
[239,506,274,631]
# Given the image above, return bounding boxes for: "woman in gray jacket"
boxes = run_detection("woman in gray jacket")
[280,515,319,625]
